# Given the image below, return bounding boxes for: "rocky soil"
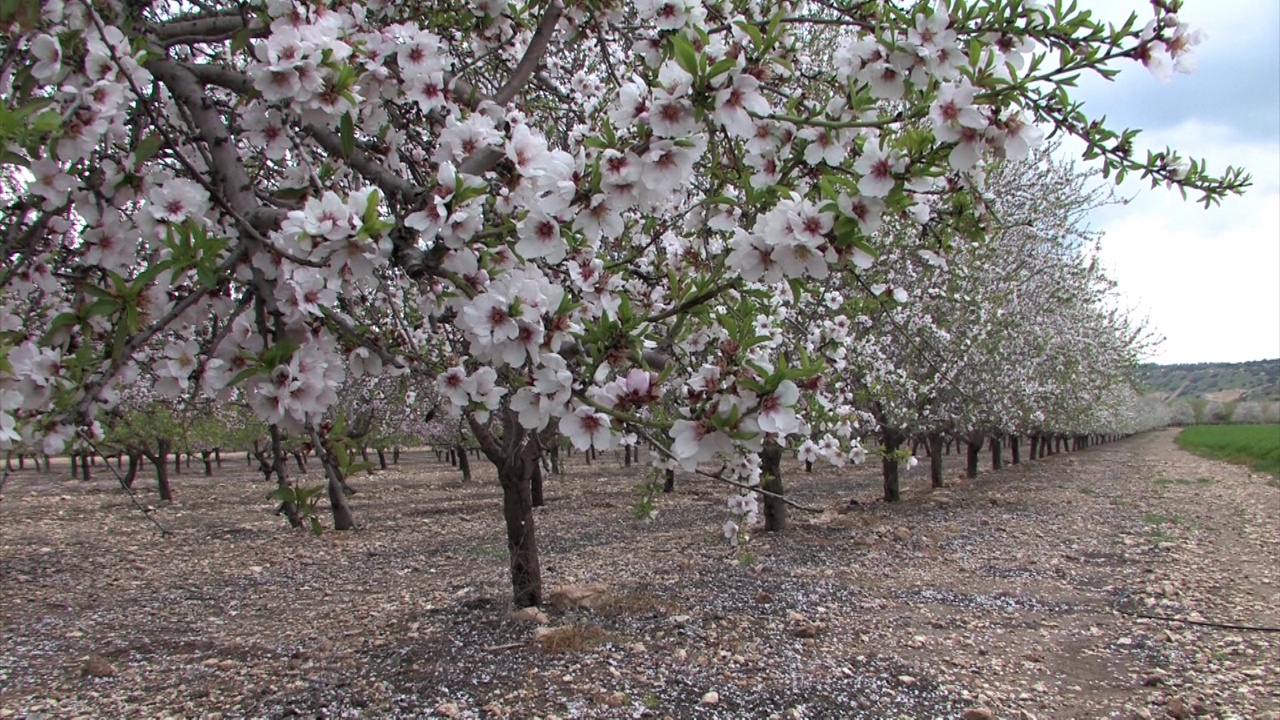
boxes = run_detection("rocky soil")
[1,429,1277,720]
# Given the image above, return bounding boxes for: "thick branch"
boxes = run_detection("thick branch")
[152,13,265,45]
[148,59,261,222]
[302,123,423,201]
[455,2,563,177]
[467,414,505,465]
[174,62,445,278]
[494,3,564,106]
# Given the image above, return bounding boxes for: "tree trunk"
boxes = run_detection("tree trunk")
[624,444,632,467]
[80,454,91,480]
[498,441,542,608]
[393,447,400,464]
[201,450,213,476]
[531,455,545,508]
[153,438,173,502]
[965,436,981,479]
[447,447,455,465]
[759,442,787,532]
[881,428,904,502]
[123,451,141,489]
[214,448,222,468]
[70,454,79,478]
[549,443,561,476]
[456,444,471,482]
[269,426,303,529]
[376,447,387,470]
[293,450,306,472]
[663,468,675,493]
[1010,436,1021,465]
[173,452,182,475]
[928,433,944,488]
[990,435,1003,471]
[327,470,356,530]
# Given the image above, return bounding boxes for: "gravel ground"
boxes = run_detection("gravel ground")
[1,429,1277,720]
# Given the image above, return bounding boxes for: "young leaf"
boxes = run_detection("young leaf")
[134,133,164,163]
[339,112,355,157]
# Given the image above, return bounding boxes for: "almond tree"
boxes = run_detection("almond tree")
[0,0,1249,607]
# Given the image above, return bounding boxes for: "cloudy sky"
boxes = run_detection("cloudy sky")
[1066,0,1280,364]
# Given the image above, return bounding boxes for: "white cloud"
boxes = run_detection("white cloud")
[1089,120,1279,363]
[1062,1,1280,364]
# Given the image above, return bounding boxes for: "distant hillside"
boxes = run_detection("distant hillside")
[1136,359,1280,402]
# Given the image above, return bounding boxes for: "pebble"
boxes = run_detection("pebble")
[1165,698,1191,719]
[700,691,719,705]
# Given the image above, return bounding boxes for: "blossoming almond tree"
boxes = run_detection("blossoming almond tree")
[0,0,1249,607]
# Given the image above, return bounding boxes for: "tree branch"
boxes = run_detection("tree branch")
[152,13,265,46]
[147,59,263,226]
[494,3,564,107]
[455,1,563,178]
[467,414,505,466]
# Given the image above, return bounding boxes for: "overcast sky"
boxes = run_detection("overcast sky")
[1065,0,1280,365]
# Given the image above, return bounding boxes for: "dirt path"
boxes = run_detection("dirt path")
[1,430,1276,719]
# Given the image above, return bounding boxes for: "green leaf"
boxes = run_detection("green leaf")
[339,112,355,156]
[86,297,120,318]
[260,341,299,368]
[0,149,30,167]
[273,187,311,201]
[130,260,172,296]
[671,34,699,79]
[30,110,62,135]
[134,133,164,163]
[42,312,80,342]
[735,21,764,48]
[269,487,298,503]
[81,282,116,301]
[707,57,737,80]
[196,264,220,289]
[227,364,266,388]
[362,188,382,226]
[230,27,254,56]
[309,517,324,536]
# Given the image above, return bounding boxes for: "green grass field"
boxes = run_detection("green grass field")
[1175,424,1280,477]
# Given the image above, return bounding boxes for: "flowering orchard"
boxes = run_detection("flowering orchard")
[0,0,1249,606]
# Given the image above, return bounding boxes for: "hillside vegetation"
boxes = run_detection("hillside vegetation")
[1137,359,1280,402]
